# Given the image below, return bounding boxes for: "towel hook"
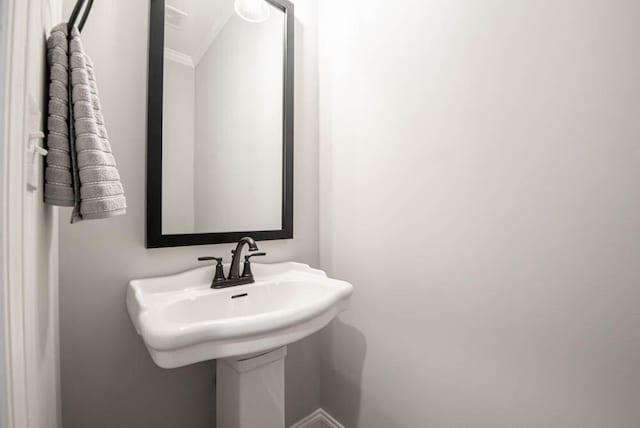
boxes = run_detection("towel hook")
[68,0,94,32]
[28,131,48,156]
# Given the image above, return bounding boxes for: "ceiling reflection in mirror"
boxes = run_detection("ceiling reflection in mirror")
[161,0,285,235]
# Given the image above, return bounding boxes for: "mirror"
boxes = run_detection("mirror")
[147,0,294,248]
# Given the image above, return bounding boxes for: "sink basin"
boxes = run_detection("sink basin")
[127,262,353,368]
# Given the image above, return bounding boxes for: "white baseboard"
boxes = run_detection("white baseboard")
[290,408,344,428]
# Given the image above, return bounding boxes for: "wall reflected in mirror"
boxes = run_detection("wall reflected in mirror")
[161,0,285,234]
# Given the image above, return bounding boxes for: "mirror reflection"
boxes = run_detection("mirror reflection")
[162,0,285,234]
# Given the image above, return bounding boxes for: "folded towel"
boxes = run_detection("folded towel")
[69,27,126,222]
[44,23,74,206]
[44,24,126,222]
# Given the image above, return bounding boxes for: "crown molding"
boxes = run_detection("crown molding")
[290,408,344,428]
[164,48,194,68]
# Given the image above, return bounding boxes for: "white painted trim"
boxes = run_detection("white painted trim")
[290,408,344,428]
[0,0,10,426]
[1,0,29,426]
[3,2,62,426]
[164,47,194,68]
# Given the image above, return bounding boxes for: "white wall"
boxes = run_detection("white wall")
[59,1,320,427]
[162,58,195,234]
[318,0,640,427]
[194,11,283,233]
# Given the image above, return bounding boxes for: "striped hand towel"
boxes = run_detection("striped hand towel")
[45,24,126,222]
[69,26,126,221]
[44,23,74,206]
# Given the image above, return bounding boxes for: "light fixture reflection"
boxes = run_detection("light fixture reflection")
[234,0,271,23]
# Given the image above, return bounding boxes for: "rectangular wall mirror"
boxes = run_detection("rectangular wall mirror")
[147,0,294,248]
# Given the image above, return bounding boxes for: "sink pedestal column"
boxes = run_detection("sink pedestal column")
[216,346,287,428]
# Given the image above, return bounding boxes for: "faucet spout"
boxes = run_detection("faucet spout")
[228,237,259,279]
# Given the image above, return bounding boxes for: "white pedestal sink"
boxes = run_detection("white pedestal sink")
[126,262,353,428]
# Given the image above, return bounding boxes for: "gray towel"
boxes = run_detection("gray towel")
[69,26,126,221]
[45,24,126,222]
[45,23,74,206]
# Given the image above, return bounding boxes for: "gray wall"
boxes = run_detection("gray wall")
[162,58,195,234]
[59,1,320,427]
[194,11,283,233]
[317,0,640,427]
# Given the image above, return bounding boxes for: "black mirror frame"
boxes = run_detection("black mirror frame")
[146,0,294,248]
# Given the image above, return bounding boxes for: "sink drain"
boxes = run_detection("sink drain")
[231,293,248,299]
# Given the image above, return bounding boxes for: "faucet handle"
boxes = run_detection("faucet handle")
[244,252,266,261]
[241,252,266,278]
[198,256,226,285]
[198,256,222,263]
[230,250,259,256]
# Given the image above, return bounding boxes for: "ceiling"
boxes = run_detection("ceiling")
[164,0,235,66]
